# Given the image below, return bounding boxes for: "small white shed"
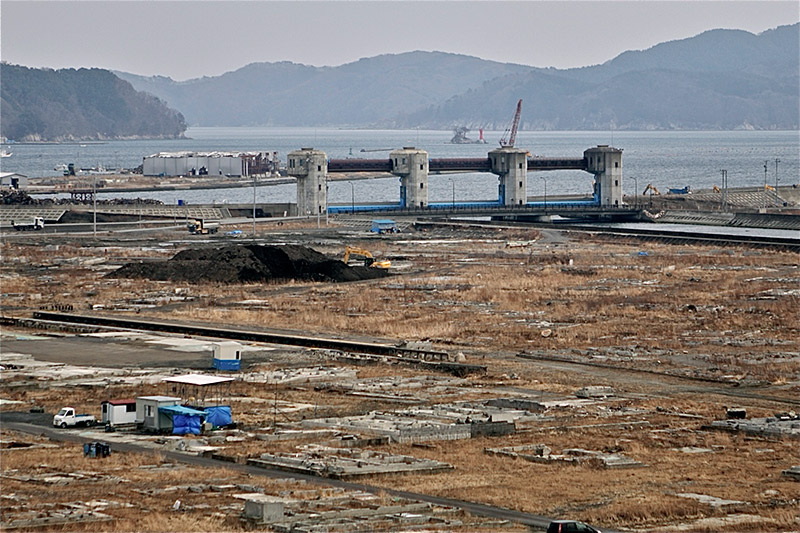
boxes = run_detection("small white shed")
[101,399,136,426]
[212,341,242,371]
[136,395,181,431]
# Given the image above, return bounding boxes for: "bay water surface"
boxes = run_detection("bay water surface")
[2,128,797,206]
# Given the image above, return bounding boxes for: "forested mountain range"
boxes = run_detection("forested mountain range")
[0,64,186,141]
[115,23,798,131]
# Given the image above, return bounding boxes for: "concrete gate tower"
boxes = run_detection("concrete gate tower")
[287,148,328,217]
[489,147,528,206]
[391,147,428,208]
[584,145,623,207]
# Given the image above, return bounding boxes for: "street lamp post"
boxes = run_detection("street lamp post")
[763,161,768,210]
[349,181,355,214]
[252,173,257,237]
[540,176,547,212]
[631,176,638,208]
[775,158,780,206]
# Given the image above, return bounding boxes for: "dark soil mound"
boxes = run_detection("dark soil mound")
[110,244,389,284]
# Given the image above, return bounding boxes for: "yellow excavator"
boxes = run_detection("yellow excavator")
[343,246,390,269]
[642,183,661,196]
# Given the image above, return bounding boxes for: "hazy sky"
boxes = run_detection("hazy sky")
[2,1,798,80]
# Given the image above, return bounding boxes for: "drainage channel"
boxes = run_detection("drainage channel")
[26,312,486,376]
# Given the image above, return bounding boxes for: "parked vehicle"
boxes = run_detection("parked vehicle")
[187,219,219,235]
[546,520,602,533]
[11,217,44,231]
[53,407,96,428]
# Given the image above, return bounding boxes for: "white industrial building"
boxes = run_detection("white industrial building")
[142,151,278,177]
[0,172,28,189]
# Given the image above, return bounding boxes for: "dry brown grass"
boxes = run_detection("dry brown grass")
[2,228,799,532]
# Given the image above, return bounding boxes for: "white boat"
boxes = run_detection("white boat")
[0,149,12,158]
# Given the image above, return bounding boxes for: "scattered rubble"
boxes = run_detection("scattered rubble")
[236,488,478,531]
[781,465,800,481]
[0,500,114,530]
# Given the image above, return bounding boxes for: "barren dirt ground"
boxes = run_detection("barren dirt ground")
[1,219,799,532]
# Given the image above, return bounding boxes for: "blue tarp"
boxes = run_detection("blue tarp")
[172,414,202,435]
[159,405,207,417]
[159,405,206,435]
[204,405,232,427]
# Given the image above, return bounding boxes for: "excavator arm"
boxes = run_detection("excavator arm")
[642,183,661,196]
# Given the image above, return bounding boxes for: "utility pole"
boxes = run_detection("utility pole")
[720,169,727,211]
[93,175,97,237]
[631,176,638,208]
[775,158,780,206]
[252,173,257,237]
[763,161,768,210]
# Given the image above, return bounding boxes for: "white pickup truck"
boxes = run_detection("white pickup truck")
[53,407,96,428]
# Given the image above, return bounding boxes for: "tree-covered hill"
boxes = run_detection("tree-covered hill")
[1,64,187,141]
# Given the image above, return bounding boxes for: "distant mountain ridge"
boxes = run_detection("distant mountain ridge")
[0,64,187,141]
[116,53,534,127]
[115,23,798,131]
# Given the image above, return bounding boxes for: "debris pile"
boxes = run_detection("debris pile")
[111,244,389,283]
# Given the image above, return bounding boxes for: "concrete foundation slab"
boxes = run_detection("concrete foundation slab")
[248,445,453,479]
[708,416,800,439]
[485,444,644,468]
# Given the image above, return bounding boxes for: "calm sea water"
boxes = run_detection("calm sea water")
[2,128,797,205]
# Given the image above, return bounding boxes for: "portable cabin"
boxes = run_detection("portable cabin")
[212,341,242,371]
[101,399,137,426]
[371,219,398,234]
[136,396,181,431]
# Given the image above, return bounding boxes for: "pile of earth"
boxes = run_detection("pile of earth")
[110,244,389,283]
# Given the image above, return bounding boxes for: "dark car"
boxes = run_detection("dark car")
[546,520,602,533]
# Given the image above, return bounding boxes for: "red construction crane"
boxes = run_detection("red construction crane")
[499,99,523,147]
